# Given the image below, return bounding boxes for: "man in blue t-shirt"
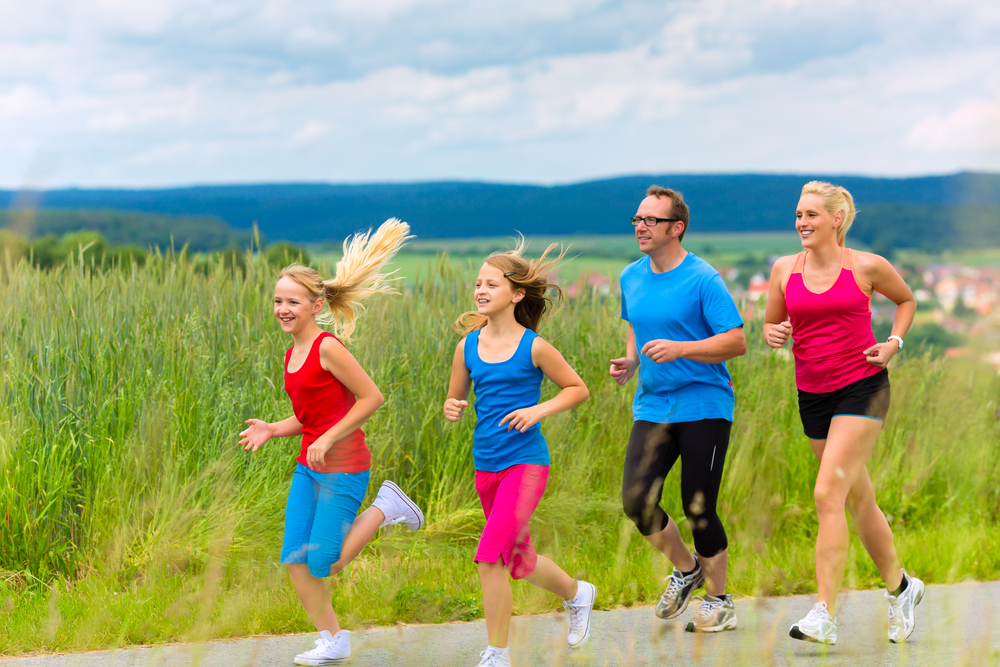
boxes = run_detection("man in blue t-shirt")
[610,186,746,633]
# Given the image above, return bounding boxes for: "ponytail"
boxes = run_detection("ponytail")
[280,218,411,343]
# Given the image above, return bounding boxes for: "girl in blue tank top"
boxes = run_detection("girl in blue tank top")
[443,238,597,667]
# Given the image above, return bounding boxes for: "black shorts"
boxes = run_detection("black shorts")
[797,369,891,440]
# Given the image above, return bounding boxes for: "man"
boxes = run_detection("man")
[610,185,746,632]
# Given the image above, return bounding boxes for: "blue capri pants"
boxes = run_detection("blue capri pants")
[280,463,370,578]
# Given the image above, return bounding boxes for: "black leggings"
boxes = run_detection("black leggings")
[621,419,731,557]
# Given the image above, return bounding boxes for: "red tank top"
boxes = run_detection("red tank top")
[284,331,370,473]
[785,248,880,393]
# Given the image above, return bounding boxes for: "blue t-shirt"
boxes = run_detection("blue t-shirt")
[620,253,743,424]
[464,328,550,472]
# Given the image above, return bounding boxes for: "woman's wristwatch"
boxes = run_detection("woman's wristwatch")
[887,335,904,350]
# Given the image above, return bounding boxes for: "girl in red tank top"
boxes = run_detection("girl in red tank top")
[764,182,923,646]
[238,219,425,665]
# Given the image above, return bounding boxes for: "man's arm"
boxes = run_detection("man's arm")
[640,326,746,365]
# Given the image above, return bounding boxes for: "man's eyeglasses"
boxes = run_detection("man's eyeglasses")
[630,216,681,227]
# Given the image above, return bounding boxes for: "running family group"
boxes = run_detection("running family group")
[236,180,923,666]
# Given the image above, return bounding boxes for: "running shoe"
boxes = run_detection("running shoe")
[564,580,597,649]
[685,594,737,632]
[789,602,837,644]
[294,630,350,665]
[654,555,704,619]
[372,480,424,530]
[886,570,925,643]
[474,647,511,667]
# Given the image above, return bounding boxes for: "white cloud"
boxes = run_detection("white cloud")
[0,0,998,186]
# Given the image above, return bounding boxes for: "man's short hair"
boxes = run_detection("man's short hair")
[646,185,690,241]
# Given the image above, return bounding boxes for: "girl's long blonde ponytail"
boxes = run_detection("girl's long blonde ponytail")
[280,218,411,343]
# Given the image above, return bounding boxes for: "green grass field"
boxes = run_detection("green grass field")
[1,250,998,656]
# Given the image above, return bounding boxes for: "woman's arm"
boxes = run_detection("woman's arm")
[443,338,473,422]
[499,338,589,433]
[857,252,916,368]
[763,255,794,348]
[306,337,385,468]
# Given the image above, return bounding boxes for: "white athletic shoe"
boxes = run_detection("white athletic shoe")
[474,646,511,667]
[294,630,350,665]
[789,602,837,644]
[887,571,925,643]
[685,594,737,632]
[371,480,424,530]
[564,580,597,649]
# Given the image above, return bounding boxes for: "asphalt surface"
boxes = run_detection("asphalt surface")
[3,581,998,667]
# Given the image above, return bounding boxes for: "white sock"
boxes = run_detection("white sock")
[488,645,508,654]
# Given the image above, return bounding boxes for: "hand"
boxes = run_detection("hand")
[305,439,334,470]
[640,339,684,364]
[767,320,792,348]
[499,405,546,433]
[609,357,638,385]
[239,419,274,452]
[443,398,468,422]
[863,342,897,369]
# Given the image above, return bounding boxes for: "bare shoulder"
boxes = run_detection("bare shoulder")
[319,334,353,362]
[455,336,467,353]
[770,253,797,275]
[851,249,894,276]
[530,335,562,365]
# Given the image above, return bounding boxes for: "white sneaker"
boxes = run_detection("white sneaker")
[294,630,350,665]
[372,480,424,530]
[564,580,596,649]
[789,602,837,644]
[474,646,511,666]
[887,571,924,643]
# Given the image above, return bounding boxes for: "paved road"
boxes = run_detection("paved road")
[3,582,998,666]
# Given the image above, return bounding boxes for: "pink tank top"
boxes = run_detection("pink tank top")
[785,248,880,393]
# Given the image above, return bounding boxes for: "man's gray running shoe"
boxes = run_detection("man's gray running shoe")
[654,555,703,619]
[685,594,737,632]
[887,570,924,643]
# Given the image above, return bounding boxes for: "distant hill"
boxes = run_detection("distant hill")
[2,172,998,250]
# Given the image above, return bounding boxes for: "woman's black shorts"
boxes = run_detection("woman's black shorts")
[797,368,891,440]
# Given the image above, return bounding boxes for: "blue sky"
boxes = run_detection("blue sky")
[2,0,999,187]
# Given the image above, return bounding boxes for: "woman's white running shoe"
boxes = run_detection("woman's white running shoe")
[789,602,837,644]
[886,571,925,643]
[474,647,511,667]
[294,630,350,665]
[372,480,424,530]
[564,581,597,649]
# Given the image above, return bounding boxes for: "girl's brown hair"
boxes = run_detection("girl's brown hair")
[280,218,411,343]
[454,236,567,334]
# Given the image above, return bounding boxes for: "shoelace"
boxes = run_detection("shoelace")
[563,599,586,633]
[886,595,901,622]
[802,603,831,626]
[661,571,686,602]
[478,648,500,666]
[692,595,724,620]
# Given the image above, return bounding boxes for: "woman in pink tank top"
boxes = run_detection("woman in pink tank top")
[764,182,923,645]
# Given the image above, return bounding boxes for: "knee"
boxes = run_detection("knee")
[307,552,338,579]
[813,482,846,515]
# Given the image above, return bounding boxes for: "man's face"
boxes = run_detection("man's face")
[633,195,681,255]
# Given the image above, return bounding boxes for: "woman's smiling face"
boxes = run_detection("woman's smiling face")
[796,193,842,248]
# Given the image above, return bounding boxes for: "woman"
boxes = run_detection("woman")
[764,181,923,645]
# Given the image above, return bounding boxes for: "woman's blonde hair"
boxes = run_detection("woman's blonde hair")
[801,181,857,246]
[279,218,411,343]
[454,236,567,334]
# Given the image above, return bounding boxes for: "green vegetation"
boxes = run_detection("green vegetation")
[1,253,998,655]
[0,208,249,252]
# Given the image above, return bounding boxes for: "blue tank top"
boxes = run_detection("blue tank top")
[464,328,550,472]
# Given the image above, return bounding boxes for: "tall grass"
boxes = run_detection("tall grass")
[0,251,998,654]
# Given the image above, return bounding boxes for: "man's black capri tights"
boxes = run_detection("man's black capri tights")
[621,419,732,557]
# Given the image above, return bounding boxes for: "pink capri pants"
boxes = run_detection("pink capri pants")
[474,464,549,580]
